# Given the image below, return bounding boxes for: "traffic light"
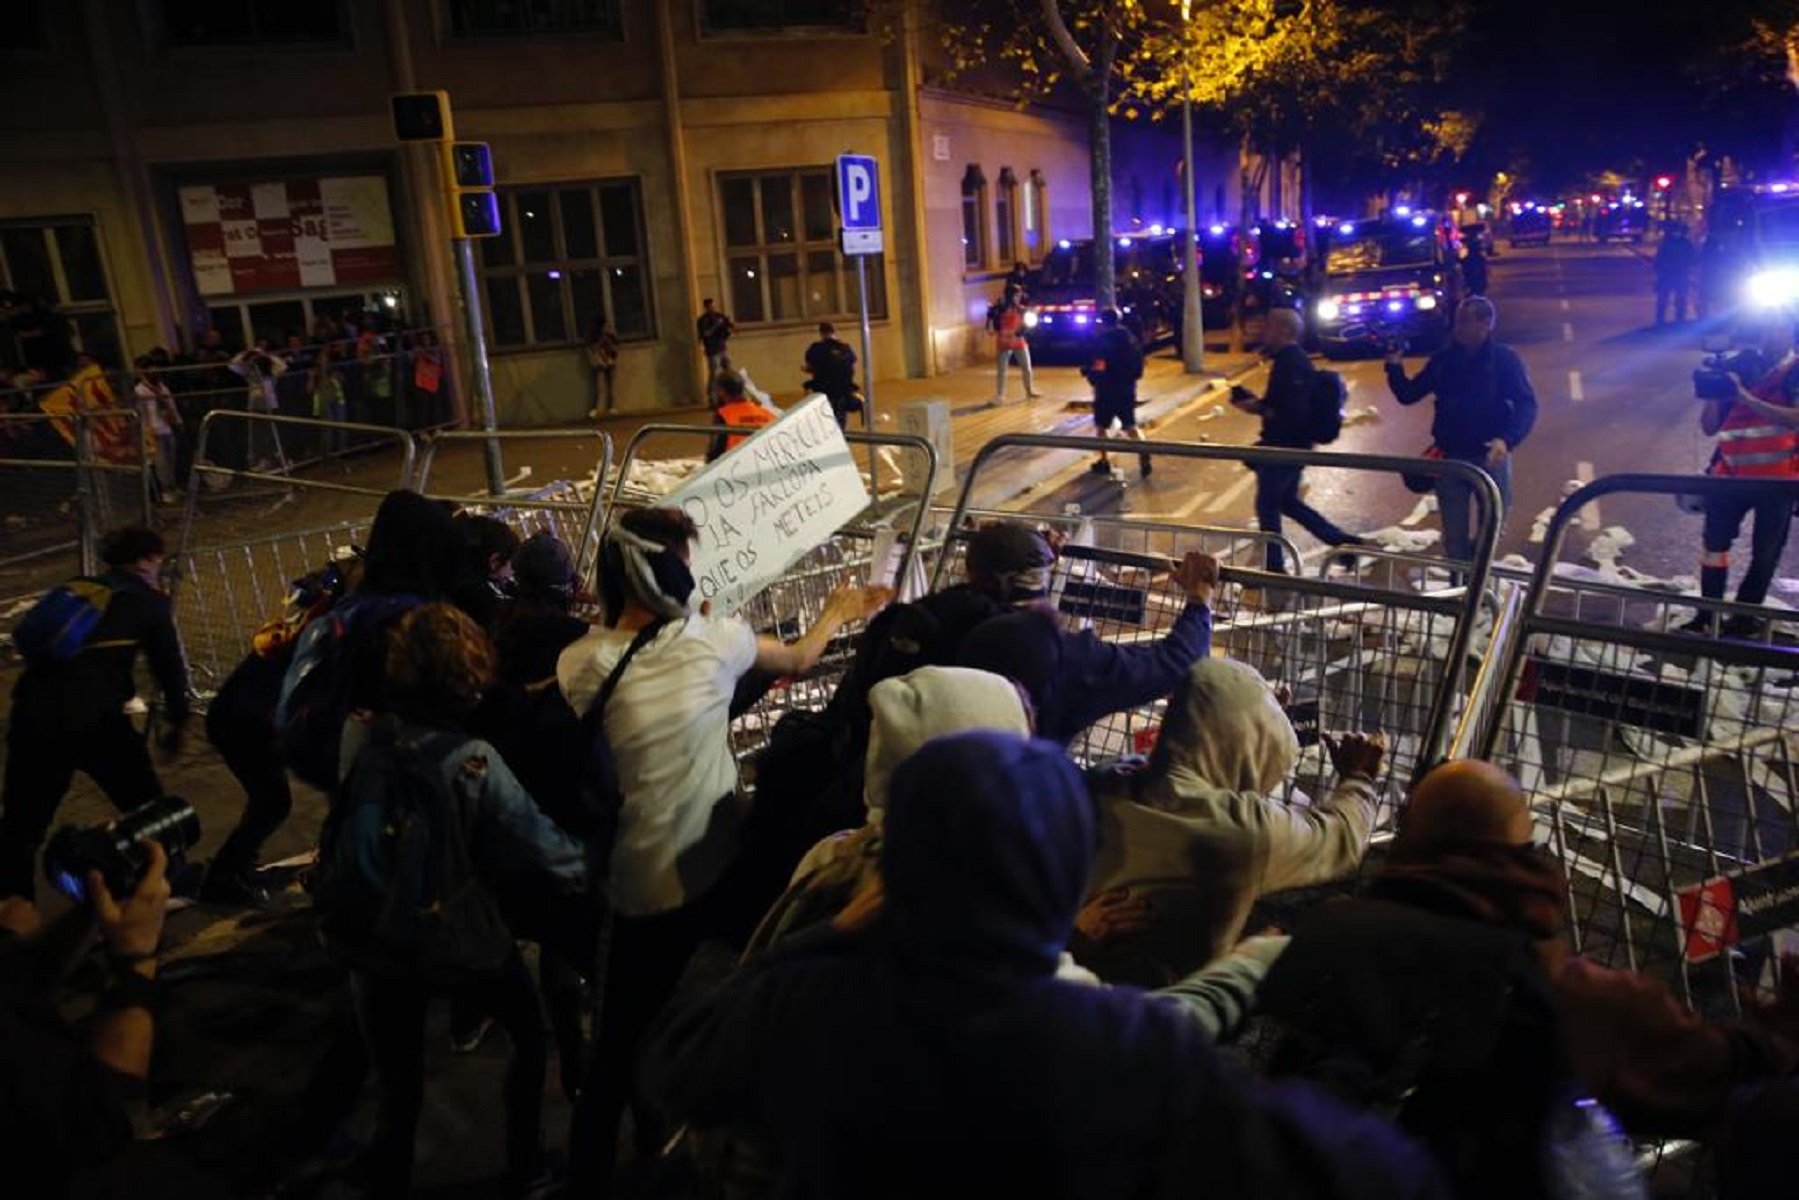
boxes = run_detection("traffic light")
[1655,175,1674,191]
[445,142,502,239]
[1455,191,1470,207]
[391,91,453,143]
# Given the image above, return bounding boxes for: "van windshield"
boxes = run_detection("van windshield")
[1327,232,1434,274]
[1037,244,1096,287]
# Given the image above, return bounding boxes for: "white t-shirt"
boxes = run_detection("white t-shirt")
[557,613,759,916]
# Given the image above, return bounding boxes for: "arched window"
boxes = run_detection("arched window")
[995,168,1019,267]
[961,165,988,270]
[1027,169,1049,255]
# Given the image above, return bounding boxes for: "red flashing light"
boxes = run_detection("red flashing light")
[1655,175,1673,190]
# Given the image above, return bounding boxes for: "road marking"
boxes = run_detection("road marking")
[1199,470,1257,516]
[1568,370,1584,402]
[1562,322,1575,342]
[1559,298,1570,312]
[1577,460,1601,529]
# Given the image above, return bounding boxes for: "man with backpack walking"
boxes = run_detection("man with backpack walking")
[1229,307,1365,573]
[0,527,188,900]
[1384,296,1538,564]
[1084,308,1151,480]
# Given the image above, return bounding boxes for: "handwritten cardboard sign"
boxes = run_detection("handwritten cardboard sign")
[664,395,869,615]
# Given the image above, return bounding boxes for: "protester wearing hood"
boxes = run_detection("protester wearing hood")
[561,506,890,1193]
[1257,760,1799,1197]
[645,732,1445,1200]
[957,540,1219,746]
[450,513,520,627]
[1082,657,1383,984]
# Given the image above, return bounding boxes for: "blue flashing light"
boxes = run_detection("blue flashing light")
[1394,205,1412,216]
[1274,220,1290,230]
[1057,239,1072,249]
[1118,236,1133,246]
[1315,216,1333,228]
[1073,313,1090,326]
[1149,223,1165,234]
[1208,223,1225,235]
[1411,215,1428,227]
[1338,222,1355,236]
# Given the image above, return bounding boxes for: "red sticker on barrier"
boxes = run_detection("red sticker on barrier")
[1676,877,1739,964]
[1132,725,1161,755]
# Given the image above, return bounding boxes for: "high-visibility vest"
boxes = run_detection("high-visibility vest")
[994,306,1026,351]
[716,398,775,451]
[1714,361,1799,478]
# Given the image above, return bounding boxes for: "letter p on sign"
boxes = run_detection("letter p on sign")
[836,154,883,256]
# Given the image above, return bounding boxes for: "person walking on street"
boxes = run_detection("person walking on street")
[1655,223,1697,326]
[696,299,734,392]
[1384,296,1538,564]
[1231,308,1365,572]
[987,284,1041,404]
[803,322,861,429]
[1688,318,1799,638]
[585,317,620,418]
[0,527,189,900]
[1084,308,1151,480]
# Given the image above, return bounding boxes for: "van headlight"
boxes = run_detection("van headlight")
[1416,294,1438,311]
[1747,268,1799,309]
[1316,298,1342,322]
[1023,310,1039,328]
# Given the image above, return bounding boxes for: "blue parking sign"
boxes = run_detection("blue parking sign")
[836,154,883,255]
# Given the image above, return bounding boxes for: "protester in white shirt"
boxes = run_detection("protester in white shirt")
[132,356,181,503]
[562,503,889,1191]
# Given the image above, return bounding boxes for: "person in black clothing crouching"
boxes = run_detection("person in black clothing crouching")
[0,527,188,900]
[1384,296,1538,565]
[1231,306,1366,573]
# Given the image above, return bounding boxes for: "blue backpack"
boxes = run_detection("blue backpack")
[12,578,121,666]
[311,719,514,981]
[275,593,421,791]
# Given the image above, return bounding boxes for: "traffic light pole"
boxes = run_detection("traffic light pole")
[453,236,506,496]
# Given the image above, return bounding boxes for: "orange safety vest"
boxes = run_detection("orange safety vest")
[1713,360,1799,478]
[716,398,775,451]
[994,306,1026,351]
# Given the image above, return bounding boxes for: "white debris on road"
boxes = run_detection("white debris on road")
[1527,507,1556,544]
[1341,405,1382,428]
[1583,525,1636,571]
[1398,494,1438,528]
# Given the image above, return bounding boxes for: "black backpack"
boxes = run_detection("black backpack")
[1307,368,1347,445]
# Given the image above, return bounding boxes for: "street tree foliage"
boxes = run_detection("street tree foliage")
[1691,2,1799,173]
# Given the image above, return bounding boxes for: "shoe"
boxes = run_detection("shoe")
[450,1016,496,1055]
[1026,390,1044,399]
[1720,614,1767,640]
[199,864,270,906]
[1676,612,1717,634]
[1139,454,1153,478]
[1089,459,1112,475]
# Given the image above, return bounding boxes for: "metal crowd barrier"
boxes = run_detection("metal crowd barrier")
[920,504,1303,579]
[414,428,613,583]
[941,434,1505,825]
[1466,474,1799,1022]
[167,411,417,694]
[602,422,940,762]
[0,408,152,590]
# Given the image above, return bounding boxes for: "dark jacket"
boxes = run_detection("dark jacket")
[1085,325,1144,402]
[1384,339,1537,459]
[803,338,857,395]
[1259,344,1318,449]
[11,569,188,733]
[645,733,1444,1200]
[957,601,1212,746]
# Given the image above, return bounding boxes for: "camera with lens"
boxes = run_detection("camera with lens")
[1694,347,1769,401]
[42,796,199,903]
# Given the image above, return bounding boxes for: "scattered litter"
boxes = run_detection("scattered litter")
[1399,495,1438,527]
[1192,404,1227,423]
[1366,526,1442,554]
[506,465,533,486]
[1528,506,1556,544]
[1341,404,1382,428]
[1584,525,1636,573]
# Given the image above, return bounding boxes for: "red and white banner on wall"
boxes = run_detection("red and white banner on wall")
[179,175,400,297]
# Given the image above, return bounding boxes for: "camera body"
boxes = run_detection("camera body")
[1694,347,1769,402]
[43,796,199,903]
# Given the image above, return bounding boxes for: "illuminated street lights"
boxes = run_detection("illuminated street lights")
[1179,0,1205,373]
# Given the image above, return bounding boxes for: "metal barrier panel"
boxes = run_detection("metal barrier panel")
[0,409,151,599]
[168,411,417,694]
[414,428,613,582]
[1473,475,1799,1021]
[942,435,1506,814]
[919,505,1304,582]
[603,423,940,762]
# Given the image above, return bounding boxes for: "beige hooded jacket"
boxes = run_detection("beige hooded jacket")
[1084,657,1377,984]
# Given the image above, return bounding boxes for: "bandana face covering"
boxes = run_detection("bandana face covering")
[604,526,695,620]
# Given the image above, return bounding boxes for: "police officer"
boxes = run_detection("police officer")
[803,322,860,429]
[1689,319,1799,638]
[0,527,188,900]
[1655,223,1697,326]
[1085,308,1150,480]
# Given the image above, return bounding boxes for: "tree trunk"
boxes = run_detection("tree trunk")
[1089,31,1118,311]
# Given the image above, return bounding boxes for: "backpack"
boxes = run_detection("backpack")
[311,719,515,982]
[12,578,121,666]
[1307,368,1347,445]
[275,593,422,791]
[572,619,672,889]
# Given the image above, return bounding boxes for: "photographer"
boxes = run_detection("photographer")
[1690,319,1799,637]
[0,840,170,1191]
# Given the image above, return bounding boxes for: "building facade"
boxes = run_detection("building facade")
[0,1,1248,425]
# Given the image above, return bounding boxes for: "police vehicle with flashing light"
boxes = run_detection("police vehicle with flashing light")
[1025,231,1185,359]
[1198,223,1249,328]
[1594,198,1649,243]
[1704,184,1799,316]
[1311,211,1462,358]
[1508,204,1552,246]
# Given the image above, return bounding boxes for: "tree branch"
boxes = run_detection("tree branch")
[1038,0,1092,79]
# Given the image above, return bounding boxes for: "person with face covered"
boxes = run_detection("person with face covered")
[1257,760,1799,1196]
[560,506,889,1193]
[1080,658,1384,987]
[645,732,1446,1200]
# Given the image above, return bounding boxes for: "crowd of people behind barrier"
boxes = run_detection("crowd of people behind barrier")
[0,311,452,503]
[6,495,1799,1198]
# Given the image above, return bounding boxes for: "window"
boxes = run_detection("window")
[1027,170,1048,258]
[477,181,653,350]
[0,218,122,370]
[447,0,622,38]
[719,168,887,325]
[700,1,862,32]
[961,165,988,271]
[995,168,1020,268]
[158,0,349,46]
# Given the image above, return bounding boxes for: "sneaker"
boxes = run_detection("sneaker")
[1026,390,1044,399]
[1676,612,1717,634]
[450,1016,496,1055]
[198,864,269,906]
[1089,458,1112,476]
